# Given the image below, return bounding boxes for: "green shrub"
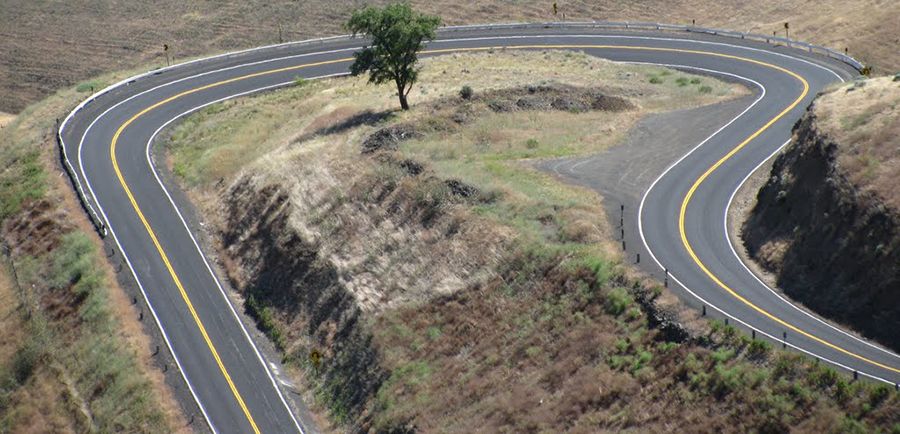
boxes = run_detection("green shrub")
[868,384,892,408]
[525,138,539,149]
[712,348,735,364]
[676,77,689,87]
[840,417,868,434]
[648,76,663,84]
[699,85,713,94]
[712,364,744,395]
[632,350,652,372]
[808,365,838,388]
[246,295,286,350]
[747,339,771,358]
[11,342,40,385]
[604,287,632,316]
[459,85,474,100]
[75,80,104,93]
[690,78,702,84]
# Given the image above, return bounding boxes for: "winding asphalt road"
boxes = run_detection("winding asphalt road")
[59,25,900,433]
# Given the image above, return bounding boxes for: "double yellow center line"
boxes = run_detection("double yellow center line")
[106,43,895,432]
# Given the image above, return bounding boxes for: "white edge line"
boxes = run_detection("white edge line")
[724,142,900,361]
[99,197,217,432]
[634,65,896,384]
[54,28,883,428]
[144,72,349,434]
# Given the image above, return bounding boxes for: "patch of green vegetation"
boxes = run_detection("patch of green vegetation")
[0,84,172,429]
[676,77,689,87]
[699,85,713,94]
[604,287,633,316]
[0,234,170,430]
[0,150,45,220]
[426,326,442,340]
[75,80,105,93]
[648,76,664,84]
[246,295,286,350]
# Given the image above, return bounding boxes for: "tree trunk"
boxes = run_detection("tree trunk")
[396,79,410,110]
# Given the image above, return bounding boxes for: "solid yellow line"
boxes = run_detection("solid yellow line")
[674,56,900,374]
[108,43,895,431]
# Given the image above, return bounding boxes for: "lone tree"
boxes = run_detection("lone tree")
[347,3,441,110]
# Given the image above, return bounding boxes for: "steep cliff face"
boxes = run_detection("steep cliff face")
[742,97,900,351]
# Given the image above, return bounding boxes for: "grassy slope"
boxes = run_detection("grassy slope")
[166,51,899,432]
[2,0,898,113]
[816,76,900,209]
[0,70,187,432]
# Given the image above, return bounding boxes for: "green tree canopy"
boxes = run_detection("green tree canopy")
[346,3,441,110]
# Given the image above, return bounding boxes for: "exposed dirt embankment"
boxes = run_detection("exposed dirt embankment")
[742,80,900,351]
[173,54,899,431]
[216,142,514,424]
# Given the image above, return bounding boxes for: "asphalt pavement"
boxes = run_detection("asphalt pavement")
[59,26,898,433]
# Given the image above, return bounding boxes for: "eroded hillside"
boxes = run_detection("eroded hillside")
[165,51,899,432]
[743,76,900,351]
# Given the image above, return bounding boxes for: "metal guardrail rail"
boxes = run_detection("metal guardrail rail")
[439,21,865,71]
[57,21,865,239]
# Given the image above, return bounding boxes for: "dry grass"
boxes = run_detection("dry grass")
[165,48,899,432]
[0,259,78,432]
[815,76,900,209]
[2,0,897,113]
[0,112,14,129]
[0,69,187,431]
[167,51,740,312]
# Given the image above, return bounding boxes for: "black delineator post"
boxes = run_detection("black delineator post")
[853,370,859,381]
[702,305,706,316]
[664,267,668,288]
[782,331,787,349]
[636,253,640,264]
[751,329,756,339]
[724,318,729,326]
[153,345,160,356]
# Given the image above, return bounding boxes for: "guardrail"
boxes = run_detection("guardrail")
[57,21,864,238]
[438,21,865,71]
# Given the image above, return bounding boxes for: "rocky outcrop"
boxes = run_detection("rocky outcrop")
[742,111,900,351]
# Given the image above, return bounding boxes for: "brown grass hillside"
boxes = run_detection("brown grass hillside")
[2,0,898,113]
[817,76,900,209]
[164,51,899,432]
